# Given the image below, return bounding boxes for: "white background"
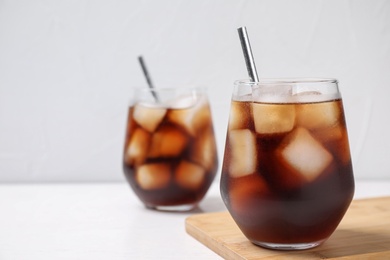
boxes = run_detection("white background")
[0,0,389,182]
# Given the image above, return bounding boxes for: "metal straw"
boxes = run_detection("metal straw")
[138,56,159,102]
[237,27,259,82]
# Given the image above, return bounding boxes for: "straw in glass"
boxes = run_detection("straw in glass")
[237,27,259,82]
[138,56,159,102]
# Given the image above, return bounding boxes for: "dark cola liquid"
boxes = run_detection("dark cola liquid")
[123,99,218,209]
[221,99,354,245]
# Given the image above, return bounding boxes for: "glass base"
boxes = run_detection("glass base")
[146,203,197,212]
[252,239,325,250]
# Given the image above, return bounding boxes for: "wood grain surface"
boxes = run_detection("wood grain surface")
[185,196,390,259]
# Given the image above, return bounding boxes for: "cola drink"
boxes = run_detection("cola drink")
[220,79,354,250]
[123,87,218,211]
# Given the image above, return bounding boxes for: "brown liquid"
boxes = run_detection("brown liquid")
[221,99,354,244]
[123,99,218,208]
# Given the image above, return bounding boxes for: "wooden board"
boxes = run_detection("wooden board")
[185,196,390,259]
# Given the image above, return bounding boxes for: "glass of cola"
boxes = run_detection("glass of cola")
[220,78,355,250]
[123,87,218,211]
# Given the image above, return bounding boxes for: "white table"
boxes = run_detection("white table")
[1,180,389,260]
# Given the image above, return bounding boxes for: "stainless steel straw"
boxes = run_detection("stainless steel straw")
[138,56,159,102]
[237,27,259,82]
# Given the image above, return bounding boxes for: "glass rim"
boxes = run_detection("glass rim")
[235,78,338,85]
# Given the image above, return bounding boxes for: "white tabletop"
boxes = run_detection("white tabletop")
[1,180,389,260]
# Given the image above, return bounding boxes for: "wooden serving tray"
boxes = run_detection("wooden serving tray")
[185,196,390,259]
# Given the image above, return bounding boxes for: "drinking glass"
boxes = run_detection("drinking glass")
[123,87,218,211]
[220,78,354,250]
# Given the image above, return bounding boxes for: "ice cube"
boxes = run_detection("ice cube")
[229,174,269,216]
[135,163,171,190]
[228,100,252,130]
[148,125,188,158]
[124,128,151,165]
[316,126,351,165]
[228,129,257,178]
[168,94,197,109]
[294,91,321,96]
[253,84,292,98]
[278,127,333,182]
[191,128,218,172]
[252,102,295,134]
[296,101,340,129]
[312,124,343,143]
[133,103,167,132]
[175,161,205,190]
[292,91,339,103]
[167,95,211,135]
